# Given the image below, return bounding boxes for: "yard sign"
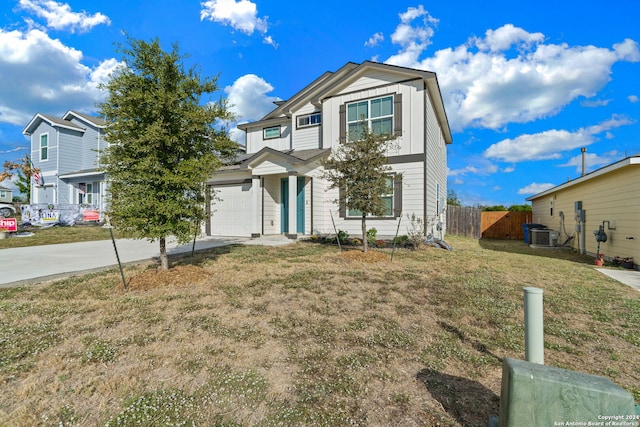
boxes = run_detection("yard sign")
[0,218,17,232]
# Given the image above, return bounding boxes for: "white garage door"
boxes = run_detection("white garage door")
[210,183,253,236]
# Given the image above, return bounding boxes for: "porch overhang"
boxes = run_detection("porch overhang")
[239,147,330,172]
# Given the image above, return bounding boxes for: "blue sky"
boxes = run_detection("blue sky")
[1,0,639,206]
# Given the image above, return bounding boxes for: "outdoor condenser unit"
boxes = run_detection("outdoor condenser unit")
[531,229,558,247]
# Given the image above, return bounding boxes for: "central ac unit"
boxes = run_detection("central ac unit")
[531,229,558,247]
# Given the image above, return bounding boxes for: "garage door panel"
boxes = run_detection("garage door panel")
[210,183,252,236]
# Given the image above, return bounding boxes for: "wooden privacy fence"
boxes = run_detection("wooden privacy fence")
[446,205,481,239]
[446,206,532,240]
[481,211,532,240]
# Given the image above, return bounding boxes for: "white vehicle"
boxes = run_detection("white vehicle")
[0,203,16,217]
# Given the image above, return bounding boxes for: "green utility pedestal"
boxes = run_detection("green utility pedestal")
[490,358,638,427]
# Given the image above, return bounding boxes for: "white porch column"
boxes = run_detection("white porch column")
[251,175,261,238]
[288,173,297,238]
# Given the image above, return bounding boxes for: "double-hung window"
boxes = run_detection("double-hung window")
[86,183,93,205]
[297,112,321,128]
[346,95,393,141]
[347,175,395,218]
[40,134,49,161]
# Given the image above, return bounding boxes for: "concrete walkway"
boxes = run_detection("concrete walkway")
[0,235,293,288]
[596,268,640,292]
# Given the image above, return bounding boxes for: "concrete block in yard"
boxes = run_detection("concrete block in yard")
[496,358,637,427]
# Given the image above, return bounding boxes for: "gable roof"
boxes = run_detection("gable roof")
[22,113,85,135]
[63,110,107,128]
[527,155,640,201]
[22,111,105,136]
[239,61,452,144]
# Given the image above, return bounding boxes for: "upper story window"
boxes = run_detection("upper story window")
[347,95,393,141]
[0,190,6,198]
[297,112,322,128]
[263,126,281,140]
[40,133,49,161]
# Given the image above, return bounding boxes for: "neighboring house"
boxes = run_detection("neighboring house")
[22,111,108,212]
[206,61,453,238]
[0,186,12,203]
[527,155,639,268]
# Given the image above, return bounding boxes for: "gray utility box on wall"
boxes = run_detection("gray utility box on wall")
[490,358,638,427]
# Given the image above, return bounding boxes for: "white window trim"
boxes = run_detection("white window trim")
[346,95,394,142]
[263,126,281,140]
[346,175,395,218]
[297,112,322,129]
[86,183,93,205]
[40,132,50,162]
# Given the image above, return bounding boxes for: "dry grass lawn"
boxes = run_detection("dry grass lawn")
[0,236,638,426]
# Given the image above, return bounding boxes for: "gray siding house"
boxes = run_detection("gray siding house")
[0,186,12,203]
[207,61,452,238]
[22,111,108,212]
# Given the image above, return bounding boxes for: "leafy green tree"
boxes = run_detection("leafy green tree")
[323,123,397,253]
[447,189,461,206]
[98,37,236,271]
[482,205,508,211]
[508,204,532,212]
[0,155,39,202]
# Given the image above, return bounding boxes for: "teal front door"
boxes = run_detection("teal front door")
[280,177,305,234]
[296,176,305,233]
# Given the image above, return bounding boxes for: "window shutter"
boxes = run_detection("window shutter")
[394,93,402,137]
[339,104,346,143]
[393,174,403,218]
[339,186,346,218]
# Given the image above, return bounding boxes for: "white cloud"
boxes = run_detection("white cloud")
[518,183,555,195]
[224,74,280,121]
[263,35,277,47]
[580,98,611,107]
[365,32,384,48]
[629,95,639,103]
[224,74,281,144]
[19,0,111,33]
[448,161,498,177]
[201,0,273,46]
[382,10,640,132]
[483,115,634,162]
[386,5,438,67]
[0,28,120,125]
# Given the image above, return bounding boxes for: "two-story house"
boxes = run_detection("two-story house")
[206,61,452,238]
[22,111,108,212]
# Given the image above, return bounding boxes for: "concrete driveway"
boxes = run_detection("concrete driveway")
[596,268,640,292]
[0,235,293,287]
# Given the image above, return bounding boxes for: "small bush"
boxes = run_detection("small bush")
[406,213,425,249]
[366,228,377,245]
[393,235,408,245]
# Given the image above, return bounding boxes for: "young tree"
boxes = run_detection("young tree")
[0,155,40,202]
[323,123,397,253]
[447,189,461,206]
[98,37,236,271]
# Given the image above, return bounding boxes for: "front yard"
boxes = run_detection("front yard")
[0,236,638,426]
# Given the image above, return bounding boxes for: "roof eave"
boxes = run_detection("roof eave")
[526,155,640,201]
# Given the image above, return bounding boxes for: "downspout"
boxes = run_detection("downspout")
[423,82,428,235]
[55,127,60,203]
